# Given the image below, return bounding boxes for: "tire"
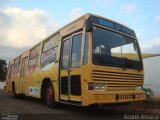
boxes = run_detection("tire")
[45,83,58,108]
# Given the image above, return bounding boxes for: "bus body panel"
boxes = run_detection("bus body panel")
[6,13,146,106]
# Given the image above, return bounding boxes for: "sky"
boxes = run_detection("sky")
[0,0,160,63]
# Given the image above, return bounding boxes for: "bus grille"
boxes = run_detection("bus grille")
[92,69,143,90]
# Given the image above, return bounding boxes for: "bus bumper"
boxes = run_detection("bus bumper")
[83,90,146,106]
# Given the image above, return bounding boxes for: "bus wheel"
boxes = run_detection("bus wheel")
[45,83,58,108]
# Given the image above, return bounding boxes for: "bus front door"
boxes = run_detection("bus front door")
[60,32,82,103]
[20,57,28,94]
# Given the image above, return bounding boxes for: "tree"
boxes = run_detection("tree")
[0,59,7,81]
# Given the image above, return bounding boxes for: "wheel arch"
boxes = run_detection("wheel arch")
[41,77,54,101]
[11,81,15,91]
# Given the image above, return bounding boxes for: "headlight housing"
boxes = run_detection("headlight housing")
[94,83,106,90]
[136,85,143,90]
[88,83,106,91]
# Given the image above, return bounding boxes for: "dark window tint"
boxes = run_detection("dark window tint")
[83,32,89,64]
[61,39,71,70]
[71,34,82,68]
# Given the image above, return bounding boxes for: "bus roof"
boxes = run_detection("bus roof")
[9,13,136,64]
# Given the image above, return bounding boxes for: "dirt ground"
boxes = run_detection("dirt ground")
[0,89,160,120]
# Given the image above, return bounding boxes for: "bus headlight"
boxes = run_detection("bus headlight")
[94,83,106,90]
[136,85,143,90]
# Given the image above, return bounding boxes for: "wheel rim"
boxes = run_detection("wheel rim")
[46,85,53,105]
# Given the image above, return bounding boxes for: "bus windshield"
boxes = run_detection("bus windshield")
[92,26,142,70]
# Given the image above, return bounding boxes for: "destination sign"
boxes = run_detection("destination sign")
[90,16,136,38]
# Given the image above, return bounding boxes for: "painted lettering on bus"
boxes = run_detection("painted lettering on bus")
[41,42,57,68]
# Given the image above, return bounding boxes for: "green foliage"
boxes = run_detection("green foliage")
[143,88,154,102]
[0,59,7,81]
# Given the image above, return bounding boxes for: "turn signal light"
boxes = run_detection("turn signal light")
[88,83,94,90]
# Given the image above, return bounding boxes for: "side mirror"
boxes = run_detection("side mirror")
[133,42,137,51]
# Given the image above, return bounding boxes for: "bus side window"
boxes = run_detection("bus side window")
[41,37,58,68]
[21,57,28,77]
[71,33,82,68]
[12,58,20,76]
[8,65,13,79]
[61,39,71,70]
[83,32,89,65]
[10,64,14,78]
[29,44,41,68]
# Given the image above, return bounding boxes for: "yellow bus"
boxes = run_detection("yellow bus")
[6,13,146,107]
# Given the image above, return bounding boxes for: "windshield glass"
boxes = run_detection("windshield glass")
[92,26,142,70]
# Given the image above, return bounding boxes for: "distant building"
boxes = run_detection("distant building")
[143,55,160,102]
